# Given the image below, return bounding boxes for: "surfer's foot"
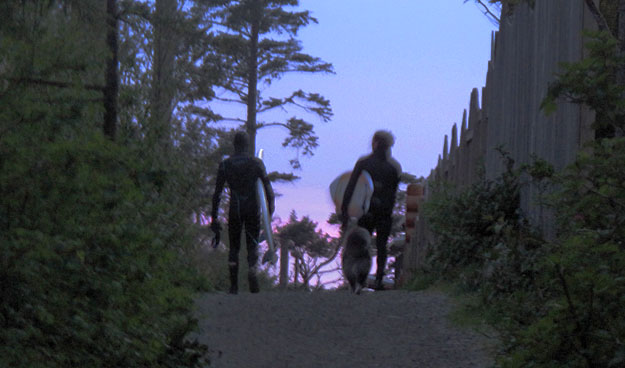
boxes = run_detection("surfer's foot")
[374,278,385,291]
[228,264,238,294]
[248,273,259,293]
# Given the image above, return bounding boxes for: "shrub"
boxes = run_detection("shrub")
[423,150,544,298]
[501,138,625,367]
[0,133,208,367]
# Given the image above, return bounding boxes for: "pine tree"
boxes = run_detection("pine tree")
[276,211,340,289]
[205,0,334,168]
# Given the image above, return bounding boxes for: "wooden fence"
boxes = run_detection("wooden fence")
[401,0,598,280]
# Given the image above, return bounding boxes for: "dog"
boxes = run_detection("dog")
[341,226,372,295]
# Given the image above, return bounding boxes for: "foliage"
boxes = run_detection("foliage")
[423,150,541,291]
[464,0,502,25]
[499,138,625,368]
[189,240,277,293]
[419,144,625,367]
[542,30,625,139]
[0,133,209,367]
[276,211,339,288]
[0,1,221,366]
[413,26,625,368]
[204,0,334,169]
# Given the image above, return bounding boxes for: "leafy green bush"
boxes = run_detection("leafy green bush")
[408,29,625,368]
[0,133,208,367]
[189,241,277,293]
[423,150,544,298]
[499,29,625,368]
[501,138,625,367]
[419,141,625,367]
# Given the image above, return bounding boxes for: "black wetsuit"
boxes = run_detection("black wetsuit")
[211,152,275,274]
[341,148,401,281]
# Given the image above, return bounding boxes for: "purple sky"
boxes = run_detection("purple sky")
[241,1,498,235]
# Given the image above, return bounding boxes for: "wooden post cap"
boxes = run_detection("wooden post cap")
[406,184,424,196]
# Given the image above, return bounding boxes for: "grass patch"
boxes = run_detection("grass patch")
[405,277,499,340]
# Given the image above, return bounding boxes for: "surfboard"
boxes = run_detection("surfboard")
[256,149,278,265]
[329,170,374,219]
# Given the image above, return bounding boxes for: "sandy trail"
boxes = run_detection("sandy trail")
[194,289,496,368]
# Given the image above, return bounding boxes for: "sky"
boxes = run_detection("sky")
[248,0,499,235]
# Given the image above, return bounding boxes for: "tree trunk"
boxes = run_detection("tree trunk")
[293,257,299,287]
[618,0,625,136]
[103,0,119,141]
[585,0,611,33]
[618,0,625,70]
[246,0,260,156]
[150,0,177,152]
[279,240,290,289]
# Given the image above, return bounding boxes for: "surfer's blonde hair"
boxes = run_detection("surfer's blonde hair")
[372,130,395,151]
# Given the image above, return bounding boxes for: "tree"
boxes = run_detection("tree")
[206,0,334,169]
[460,1,625,366]
[0,2,217,366]
[149,0,178,151]
[466,0,624,35]
[464,0,502,25]
[276,211,340,289]
[468,0,625,137]
[104,0,120,140]
[470,0,624,48]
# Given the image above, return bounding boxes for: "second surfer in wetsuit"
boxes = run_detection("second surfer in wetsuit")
[341,130,401,290]
[211,131,275,294]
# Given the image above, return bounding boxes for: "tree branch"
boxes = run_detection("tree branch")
[583,183,625,210]
[555,263,593,365]
[217,117,247,124]
[257,122,288,129]
[213,96,245,104]
[584,0,614,36]
[257,103,287,113]
[309,241,341,276]
[474,0,500,24]
[316,267,340,275]
[7,77,105,92]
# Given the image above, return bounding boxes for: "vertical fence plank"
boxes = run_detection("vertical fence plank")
[400,0,596,279]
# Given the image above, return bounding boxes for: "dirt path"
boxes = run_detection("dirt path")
[194,289,496,368]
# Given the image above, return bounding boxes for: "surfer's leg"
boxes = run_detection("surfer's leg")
[357,213,375,234]
[228,214,243,294]
[244,214,261,293]
[374,215,392,290]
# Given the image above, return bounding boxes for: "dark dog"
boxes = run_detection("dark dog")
[341,226,372,294]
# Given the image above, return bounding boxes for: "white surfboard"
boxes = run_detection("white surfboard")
[256,149,277,265]
[329,170,374,219]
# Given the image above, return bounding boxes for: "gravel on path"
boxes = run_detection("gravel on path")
[194,289,496,368]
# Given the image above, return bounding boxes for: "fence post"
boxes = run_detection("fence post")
[279,239,291,289]
[399,183,424,285]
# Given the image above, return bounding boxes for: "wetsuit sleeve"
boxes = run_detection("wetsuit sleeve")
[211,161,226,220]
[393,158,402,193]
[341,159,364,216]
[259,161,275,215]
[389,156,402,177]
[389,160,402,211]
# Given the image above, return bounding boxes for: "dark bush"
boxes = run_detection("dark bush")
[0,133,208,367]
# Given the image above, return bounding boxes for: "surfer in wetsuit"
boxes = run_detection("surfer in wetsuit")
[341,130,402,291]
[211,131,275,294]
